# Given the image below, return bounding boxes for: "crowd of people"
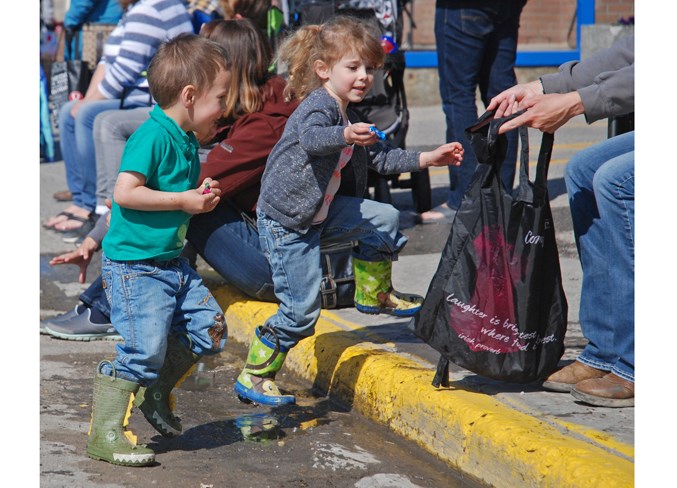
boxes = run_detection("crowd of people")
[40,0,635,468]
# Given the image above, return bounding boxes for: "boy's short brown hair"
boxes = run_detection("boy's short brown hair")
[147,33,230,108]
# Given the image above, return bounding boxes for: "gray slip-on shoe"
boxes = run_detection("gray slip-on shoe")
[44,307,121,341]
[40,305,86,335]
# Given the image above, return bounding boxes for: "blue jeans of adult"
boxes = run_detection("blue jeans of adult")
[257,196,407,351]
[187,200,277,302]
[435,0,526,210]
[565,131,634,382]
[59,99,142,212]
[100,254,226,384]
[80,274,111,318]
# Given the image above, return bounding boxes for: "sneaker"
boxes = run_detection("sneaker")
[44,307,121,341]
[40,304,87,334]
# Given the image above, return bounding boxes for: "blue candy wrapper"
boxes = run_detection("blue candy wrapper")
[370,125,386,140]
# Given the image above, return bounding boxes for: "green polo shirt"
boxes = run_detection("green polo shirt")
[102,105,201,261]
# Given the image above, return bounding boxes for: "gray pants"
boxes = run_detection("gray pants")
[94,106,152,208]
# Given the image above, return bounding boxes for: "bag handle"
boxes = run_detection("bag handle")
[515,127,554,205]
[466,110,554,204]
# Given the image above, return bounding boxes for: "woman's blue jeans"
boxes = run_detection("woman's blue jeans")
[187,200,277,302]
[565,131,634,382]
[100,254,226,384]
[435,0,526,210]
[59,99,141,212]
[257,196,407,350]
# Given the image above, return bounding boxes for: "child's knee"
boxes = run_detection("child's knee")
[204,311,227,354]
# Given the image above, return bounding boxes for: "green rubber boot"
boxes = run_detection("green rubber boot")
[234,326,295,406]
[353,258,424,317]
[86,361,155,467]
[134,334,200,438]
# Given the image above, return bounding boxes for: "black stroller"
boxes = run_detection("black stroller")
[284,0,432,213]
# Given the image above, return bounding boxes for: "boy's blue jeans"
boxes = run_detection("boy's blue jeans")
[101,254,226,385]
[257,196,407,350]
[565,131,634,382]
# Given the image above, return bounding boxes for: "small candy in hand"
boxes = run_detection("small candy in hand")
[370,125,386,141]
[203,182,211,194]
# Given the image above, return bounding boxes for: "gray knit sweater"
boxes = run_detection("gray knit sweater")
[257,88,421,232]
[540,34,634,123]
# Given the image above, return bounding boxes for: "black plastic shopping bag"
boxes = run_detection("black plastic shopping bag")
[48,30,92,137]
[414,110,568,385]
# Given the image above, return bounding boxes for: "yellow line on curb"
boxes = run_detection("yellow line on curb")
[211,285,633,488]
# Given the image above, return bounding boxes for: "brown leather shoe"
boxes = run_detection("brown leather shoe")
[542,361,607,392]
[571,373,634,408]
[53,190,72,202]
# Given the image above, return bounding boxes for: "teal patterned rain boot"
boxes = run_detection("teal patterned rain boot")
[353,258,424,317]
[234,326,295,406]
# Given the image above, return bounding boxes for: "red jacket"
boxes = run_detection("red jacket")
[199,76,299,212]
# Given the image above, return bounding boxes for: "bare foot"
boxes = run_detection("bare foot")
[419,203,456,224]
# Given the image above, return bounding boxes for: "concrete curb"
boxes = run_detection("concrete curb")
[211,285,633,488]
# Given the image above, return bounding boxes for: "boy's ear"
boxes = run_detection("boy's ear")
[180,85,197,107]
[314,60,330,81]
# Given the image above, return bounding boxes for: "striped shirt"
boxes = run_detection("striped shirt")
[99,0,193,106]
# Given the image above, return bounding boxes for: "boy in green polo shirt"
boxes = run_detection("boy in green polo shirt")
[87,34,231,467]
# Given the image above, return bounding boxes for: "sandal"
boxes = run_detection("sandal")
[42,211,75,229]
[62,215,98,243]
[419,203,457,225]
[53,214,92,233]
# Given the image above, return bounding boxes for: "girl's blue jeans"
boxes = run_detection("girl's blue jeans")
[565,131,634,382]
[101,254,226,385]
[257,195,407,350]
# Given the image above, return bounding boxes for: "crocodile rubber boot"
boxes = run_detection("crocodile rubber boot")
[86,361,155,466]
[234,325,295,406]
[353,258,423,317]
[134,334,201,437]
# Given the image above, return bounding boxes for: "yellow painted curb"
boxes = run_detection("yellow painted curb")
[211,285,634,488]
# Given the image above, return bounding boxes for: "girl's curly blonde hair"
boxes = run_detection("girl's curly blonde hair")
[278,15,385,101]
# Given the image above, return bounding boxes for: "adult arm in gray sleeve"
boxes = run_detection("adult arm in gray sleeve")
[540,35,634,122]
[86,212,109,248]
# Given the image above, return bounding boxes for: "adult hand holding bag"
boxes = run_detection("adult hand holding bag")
[414,110,568,385]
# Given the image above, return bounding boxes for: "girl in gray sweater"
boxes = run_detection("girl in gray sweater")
[235,15,464,406]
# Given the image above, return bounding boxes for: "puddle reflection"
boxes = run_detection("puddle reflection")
[234,413,281,443]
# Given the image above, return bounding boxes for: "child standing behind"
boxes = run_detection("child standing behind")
[234,16,464,406]
[88,34,231,467]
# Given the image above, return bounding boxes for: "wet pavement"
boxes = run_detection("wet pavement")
[40,335,485,488]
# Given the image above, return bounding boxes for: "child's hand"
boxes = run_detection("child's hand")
[183,179,221,214]
[419,142,464,169]
[344,122,379,146]
[200,177,221,195]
